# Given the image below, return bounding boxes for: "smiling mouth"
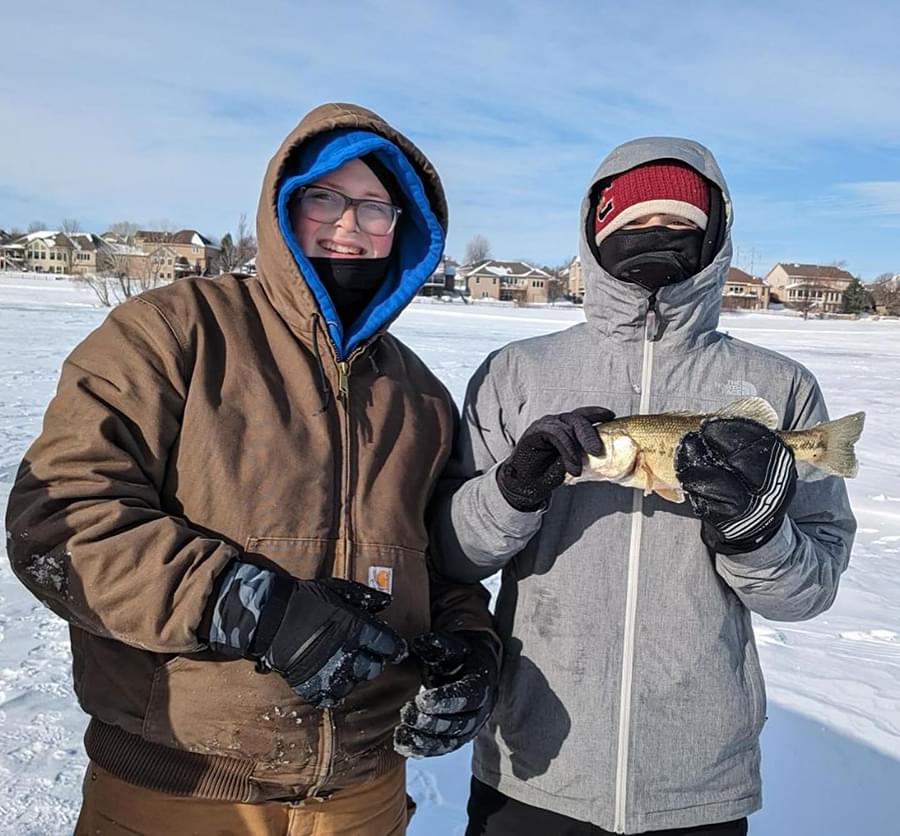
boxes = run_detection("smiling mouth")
[319,239,366,256]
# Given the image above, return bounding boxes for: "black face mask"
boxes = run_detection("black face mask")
[309,256,391,326]
[599,226,704,291]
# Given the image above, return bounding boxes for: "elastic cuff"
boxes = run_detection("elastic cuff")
[248,574,295,657]
[716,515,795,566]
[205,562,285,657]
[489,463,549,519]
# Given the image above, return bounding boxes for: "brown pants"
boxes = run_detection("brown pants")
[75,762,411,836]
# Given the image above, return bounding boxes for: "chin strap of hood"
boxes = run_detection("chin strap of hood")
[276,128,444,360]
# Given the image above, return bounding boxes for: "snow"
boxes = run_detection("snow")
[1,277,898,834]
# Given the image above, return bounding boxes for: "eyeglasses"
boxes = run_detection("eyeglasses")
[295,185,402,236]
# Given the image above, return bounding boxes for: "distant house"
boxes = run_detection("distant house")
[722,267,770,310]
[561,256,584,302]
[1,230,78,274]
[463,259,555,304]
[764,263,853,314]
[0,230,117,277]
[418,257,458,297]
[134,229,220,276]
[0,229,19,271]
[101,240,181,283]
[68,232,113,276]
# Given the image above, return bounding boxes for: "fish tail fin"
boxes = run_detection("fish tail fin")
[813,412,866,477]
[714,396,779,429]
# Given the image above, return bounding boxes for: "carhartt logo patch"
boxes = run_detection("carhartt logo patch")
[368,566,393,594]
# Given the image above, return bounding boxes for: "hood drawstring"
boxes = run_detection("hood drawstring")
[311,313,332,415]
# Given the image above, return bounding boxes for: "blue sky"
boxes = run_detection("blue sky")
[1,0,898,278]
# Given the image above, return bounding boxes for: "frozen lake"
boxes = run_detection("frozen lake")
[1,277,898,834]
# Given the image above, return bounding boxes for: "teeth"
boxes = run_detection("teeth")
[321,241,364,255]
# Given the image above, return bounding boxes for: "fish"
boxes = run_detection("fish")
[576,396,865,504]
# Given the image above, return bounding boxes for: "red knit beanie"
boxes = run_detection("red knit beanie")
[594,161,709,247]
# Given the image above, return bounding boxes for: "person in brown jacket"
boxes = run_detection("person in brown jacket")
[5,102,500,836]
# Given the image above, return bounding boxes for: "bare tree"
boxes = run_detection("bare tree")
[86,242,170,307]
[464,234,491,266]
[62,218,82,234]
[73,274,113,307]
[27,220,48,233]
[546,276,565,306]
[872,273,900,315]
[105,221,140,242]
[219,213,257,273]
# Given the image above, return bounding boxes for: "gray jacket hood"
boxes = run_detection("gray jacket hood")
[579,137,734,351]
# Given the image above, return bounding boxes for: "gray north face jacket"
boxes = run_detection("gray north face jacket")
[430,138,856,833]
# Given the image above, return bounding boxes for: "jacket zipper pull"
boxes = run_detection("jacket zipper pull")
[337,361,350,400]
[646,293,660,342]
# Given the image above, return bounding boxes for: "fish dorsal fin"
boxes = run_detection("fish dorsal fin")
[713,396,778,429]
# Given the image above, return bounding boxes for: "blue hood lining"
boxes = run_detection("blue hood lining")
[276,129,445,359]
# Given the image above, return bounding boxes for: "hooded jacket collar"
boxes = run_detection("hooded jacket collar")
[255,103,447,360]
[579,137,733,352]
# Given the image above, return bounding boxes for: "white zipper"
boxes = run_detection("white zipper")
[613,298,656,833]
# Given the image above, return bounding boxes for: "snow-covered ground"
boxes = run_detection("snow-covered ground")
[0,277,898,834]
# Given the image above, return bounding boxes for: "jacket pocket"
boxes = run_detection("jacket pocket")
[744,632,767,735]
[142,652,322,775]
[351,543,431,639]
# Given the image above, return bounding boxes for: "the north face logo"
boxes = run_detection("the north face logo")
[597,198,614,222]
[723,379,758,397]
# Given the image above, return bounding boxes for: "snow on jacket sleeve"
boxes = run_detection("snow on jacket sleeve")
[5,297,238,652]
[428,349,545,584]
[714,372,856,621]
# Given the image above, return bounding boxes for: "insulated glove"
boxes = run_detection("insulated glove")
[675,416,798,555]
[205,562,407,707]
[496,406,615,511]
[393,631,499,758]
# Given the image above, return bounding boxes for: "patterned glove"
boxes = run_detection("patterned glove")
[675,416,797,555]
[393,632,499,758]
[204,563,407,706]
[496,407,615,511]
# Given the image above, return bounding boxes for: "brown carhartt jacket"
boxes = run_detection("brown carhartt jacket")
[6,103,496,802]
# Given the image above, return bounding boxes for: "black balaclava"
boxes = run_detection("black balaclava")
[599,225,704,291]
[307,153,404,328]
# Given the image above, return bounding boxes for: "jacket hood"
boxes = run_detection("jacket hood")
[256,103,447,359]
[579,137,733,349]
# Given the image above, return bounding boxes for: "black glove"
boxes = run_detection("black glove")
[675,416,798,555]
[496,406,615,511]
[393,631,499,758]
[255,577,407,706]
[204,562,407,707]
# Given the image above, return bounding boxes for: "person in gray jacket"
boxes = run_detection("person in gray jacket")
[430,139,856,835]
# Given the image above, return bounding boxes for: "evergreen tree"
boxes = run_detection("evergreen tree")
[842,277,872,314]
